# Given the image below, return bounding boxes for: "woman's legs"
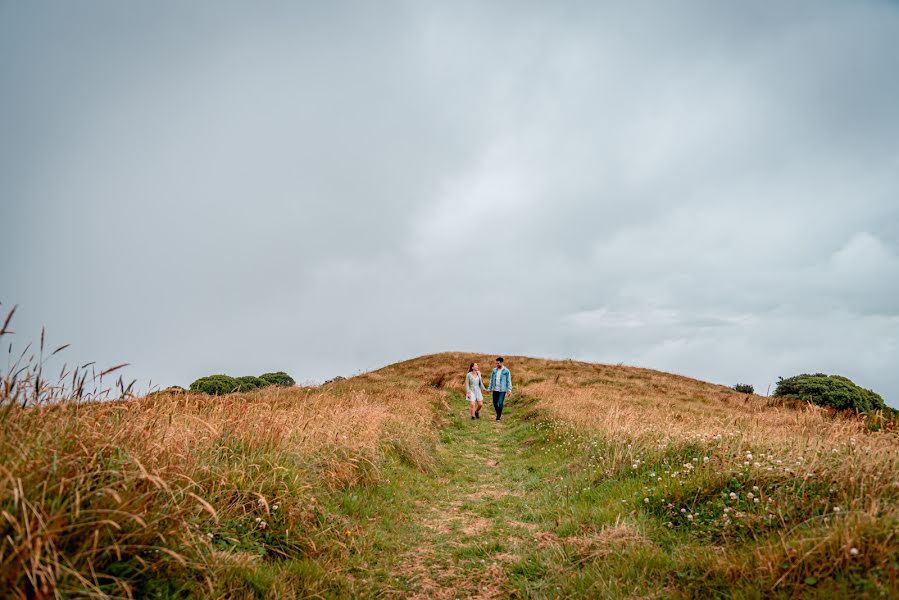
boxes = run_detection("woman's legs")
[475,400,483,418]
[469,400,476,418]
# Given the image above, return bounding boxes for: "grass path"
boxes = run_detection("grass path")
[336,391,651,599]
[388,394,546,599]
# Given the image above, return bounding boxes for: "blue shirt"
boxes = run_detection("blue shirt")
[489,367,512,392]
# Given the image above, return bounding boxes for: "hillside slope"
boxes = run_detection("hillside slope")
[2,353,897,598]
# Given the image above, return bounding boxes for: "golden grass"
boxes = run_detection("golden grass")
[0,370,444,597]
[2,348,897,596]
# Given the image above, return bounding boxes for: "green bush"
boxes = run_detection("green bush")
[773,373,887,413]
[732,383,754,394]
[189,375,239,396]
[188,372,296,395]
[235,376,266,392]
[259,371,296,387]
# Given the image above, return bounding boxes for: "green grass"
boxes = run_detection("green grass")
[252,390,898,599]
[28,387,894,598]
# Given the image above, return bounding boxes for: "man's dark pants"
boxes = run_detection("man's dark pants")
[492,391,506,420]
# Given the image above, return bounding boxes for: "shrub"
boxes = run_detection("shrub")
[189,375,239,395]
[732,383,754,394]
[259,371,296,387]
[773,373,887,413]
[235,376,266,392]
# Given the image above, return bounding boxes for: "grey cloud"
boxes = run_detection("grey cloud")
[2,1,898,406]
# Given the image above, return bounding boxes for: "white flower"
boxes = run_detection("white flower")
[752,486,759,491]
[833,507,841,513]
[687,514,694,521]
[703,456,710,463]
[681,508,686,513]
[754,498,760,503]
[729,492,738,500]
[747,493,754,499]
[644,498,650,503]
[723,508,730,513]
[850,548,859,556]
[272,504,279,511]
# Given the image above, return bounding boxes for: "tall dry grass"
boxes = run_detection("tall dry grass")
[499,354,899,592]
[0,307,446,597]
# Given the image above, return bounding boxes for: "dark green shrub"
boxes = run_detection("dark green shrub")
[235,376,266,392]
[259,371,296,387]
[189,375,239,396]
[773,373,887,413]
[732,383,754,394]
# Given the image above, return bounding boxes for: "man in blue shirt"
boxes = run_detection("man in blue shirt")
[488,357,513,421]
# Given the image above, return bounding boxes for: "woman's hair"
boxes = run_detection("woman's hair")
[469,362,476,372]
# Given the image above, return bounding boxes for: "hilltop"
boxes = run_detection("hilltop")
[2,353,897,598]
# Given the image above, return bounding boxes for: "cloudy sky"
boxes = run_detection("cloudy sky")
[2,1,898,405]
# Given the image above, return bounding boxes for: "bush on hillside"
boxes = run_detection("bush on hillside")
[235,376,266,392]
[259,371,296,387]
[773,373,887,413]
[187,371,296,395]
[733,383,754,394]
[189,375,239,396]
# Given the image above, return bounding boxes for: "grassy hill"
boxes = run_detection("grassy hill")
[2,353,897,598]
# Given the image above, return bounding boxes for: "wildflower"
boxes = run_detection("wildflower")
[681,508,686,513]
[729,492,738,500]
[833,507,841,513]
[850,548,859,556]
[687,514,694,521]
[273,504,280,512]
[747,492,754,500]
[752,486,759,491]
[754,498,760,503]
[644,498,649,503]
[703,457,709,463]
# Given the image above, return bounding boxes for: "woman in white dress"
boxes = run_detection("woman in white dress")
[466,362,488,419]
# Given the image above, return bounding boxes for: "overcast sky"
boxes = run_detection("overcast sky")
[2,1,898,405]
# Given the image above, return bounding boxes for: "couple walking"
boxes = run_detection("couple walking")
[465,357,512,421]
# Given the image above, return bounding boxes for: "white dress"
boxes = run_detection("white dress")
[466,372,485,402]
